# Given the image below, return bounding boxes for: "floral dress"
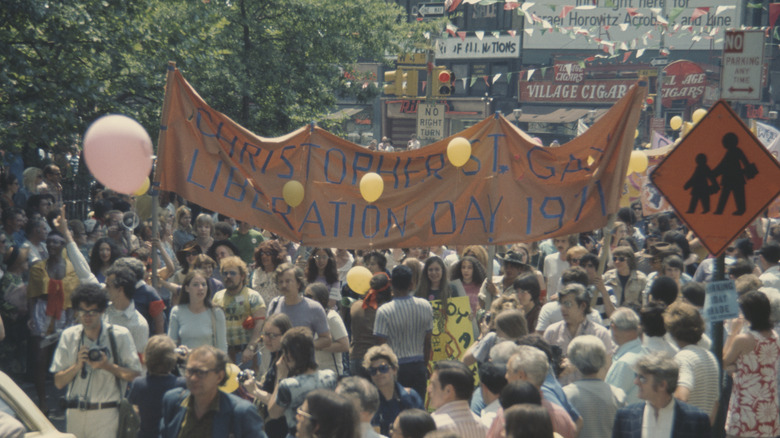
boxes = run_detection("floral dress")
[726,330,780,437]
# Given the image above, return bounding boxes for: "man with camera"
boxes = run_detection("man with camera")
[51,283,142,438]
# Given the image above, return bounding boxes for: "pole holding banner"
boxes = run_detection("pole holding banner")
[151,61,177,289]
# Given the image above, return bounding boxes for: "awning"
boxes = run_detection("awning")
[322,107,365,120]
[515,107,608,124]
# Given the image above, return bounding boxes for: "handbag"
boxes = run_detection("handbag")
[116,398,140,438]
[108,326,140,438]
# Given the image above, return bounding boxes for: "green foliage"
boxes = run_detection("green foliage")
[1,0,414,152]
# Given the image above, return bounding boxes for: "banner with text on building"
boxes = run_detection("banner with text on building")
[154,69,646,249]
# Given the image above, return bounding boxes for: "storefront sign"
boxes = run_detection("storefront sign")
[662,60,706,108]
[553,63,585,83]
[435,35,520,59]
[519,79,636,104]
[523,0,740,50]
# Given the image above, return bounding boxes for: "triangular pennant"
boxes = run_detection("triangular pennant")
[457,31,467,41]
[470,76,478,86]
[691,7,709,20]
[559,5,574,18]
[527,69,535,80]
[475,31,485,40]
[507,30,516,37]
[492,73,502,83]
[622,51,632,62]
[668,7,684,22]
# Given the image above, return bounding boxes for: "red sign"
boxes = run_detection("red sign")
[650,100,780,256]
[662,60,706,108]
[519,79,636,104]
[553,62,585,83]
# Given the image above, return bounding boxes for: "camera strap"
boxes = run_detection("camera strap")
[106,325,126,399]
[71,323,104,402]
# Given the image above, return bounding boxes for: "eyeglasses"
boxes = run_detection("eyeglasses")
[368,364,391,376]
[569,258,581,263]
[78,309,101,317]
[612,256,626,262]
[221,270,240,277]
[184,367,217,378]
[560,300,576,309]
[258,251,273,256]
[296,408,315,421]
[313,254,328,260]
[634,373,649,384]
[263,332,282,339]
[725,247,736,252]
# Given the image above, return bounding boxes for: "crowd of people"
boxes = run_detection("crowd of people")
[1,161,780,438]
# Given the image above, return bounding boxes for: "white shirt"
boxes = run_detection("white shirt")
[544,254,569,299]
[480,398,501,428]
[104,301,149,356]
[642,399,675,438]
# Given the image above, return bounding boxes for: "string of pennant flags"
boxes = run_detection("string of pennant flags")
[359,2,774,91]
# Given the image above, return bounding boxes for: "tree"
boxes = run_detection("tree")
[1,0,418,157]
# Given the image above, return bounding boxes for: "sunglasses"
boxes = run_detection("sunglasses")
[184,367,217,378]
[612,256,626,262]
[368,364,391,376]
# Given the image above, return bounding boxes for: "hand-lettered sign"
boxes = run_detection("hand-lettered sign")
[155,68,647,249]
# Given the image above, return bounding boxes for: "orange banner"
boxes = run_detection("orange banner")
[154,69,647,249]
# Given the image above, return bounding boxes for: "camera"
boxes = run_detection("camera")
[237,369,255,383]
[87,346,109,362]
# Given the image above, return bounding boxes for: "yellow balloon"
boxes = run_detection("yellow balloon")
[628,150,648,174]
[692,108,707,124]
[360,173,384,203]
[346,266,372,295]
[219,363,240,393]
[619,192,632,208]
[682,122,694,136]
[132,177,150,196]
[282,180,304,207]
[447,137,472,168]
[669,115,683,131]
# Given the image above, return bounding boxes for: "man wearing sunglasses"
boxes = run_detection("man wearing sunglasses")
[50,283,142,438]
[160,345,265,437]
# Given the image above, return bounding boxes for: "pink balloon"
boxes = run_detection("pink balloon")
[83,115,153,195]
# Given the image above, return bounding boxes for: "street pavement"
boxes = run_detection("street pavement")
[16,373,68,432]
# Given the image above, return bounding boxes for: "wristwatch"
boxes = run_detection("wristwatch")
[246,343,257,352]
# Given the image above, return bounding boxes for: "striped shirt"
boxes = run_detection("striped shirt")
[432,400,488,438]
[374,295,433,363]
[675,344,720,417]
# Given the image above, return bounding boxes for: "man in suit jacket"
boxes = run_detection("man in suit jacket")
[612,352,711,438]
[159,345,266,438]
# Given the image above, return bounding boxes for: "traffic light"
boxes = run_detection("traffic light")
[399,69,419,98]
[384,69,400,96]
[432,66,454,98]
